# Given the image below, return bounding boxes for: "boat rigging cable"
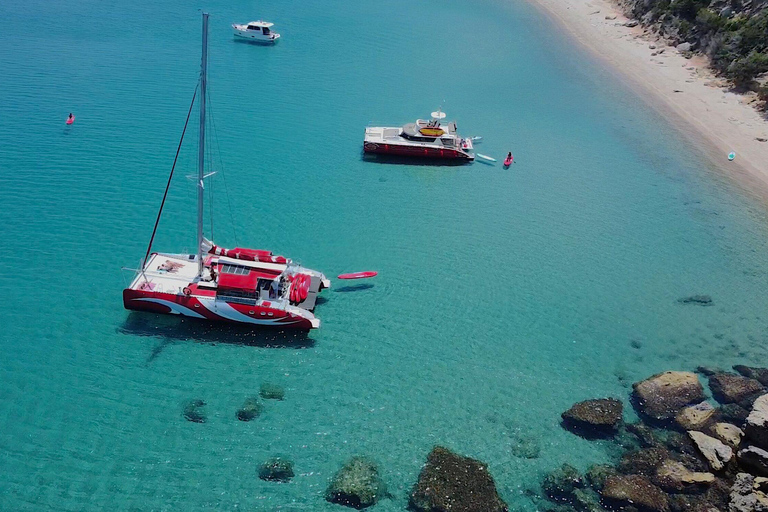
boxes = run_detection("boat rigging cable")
[143,84,199,269]
[206,87,239,246]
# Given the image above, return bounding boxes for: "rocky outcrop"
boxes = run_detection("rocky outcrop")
[409,446,508,512]
[709,373,764,404]
[729,472,768,512]
[675,402,716,431]
[182,399,206,423]
[602,475,670,512]
[259,382,285,400]
[633,372,706,421]
[562,398,623,438]
[235,397,263,421]
[688,431,733,471]
[738,446,768,477]
[326,457,386,509]
[258,457,294,482]
[653,459,715,492]
[746,394,768,450]
[711,422,744,448]
[734,366,768,387]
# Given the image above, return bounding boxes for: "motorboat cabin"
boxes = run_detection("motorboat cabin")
[232,21,280,43]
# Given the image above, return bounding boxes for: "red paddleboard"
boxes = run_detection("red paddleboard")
[338,271,378,280]
[66,115,75,125]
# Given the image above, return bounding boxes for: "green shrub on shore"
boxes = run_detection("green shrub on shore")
[625,1,768,86]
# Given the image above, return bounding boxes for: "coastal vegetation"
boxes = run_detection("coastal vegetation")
[619,0,768,106]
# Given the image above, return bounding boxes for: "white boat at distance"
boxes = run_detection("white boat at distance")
[232,21,280,43]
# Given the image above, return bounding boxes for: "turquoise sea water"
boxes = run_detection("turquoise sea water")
[2,0,768,510]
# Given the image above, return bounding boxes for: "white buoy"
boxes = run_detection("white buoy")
[728,152,735,161]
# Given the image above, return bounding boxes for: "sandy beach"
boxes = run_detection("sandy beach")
[527,0,768,199]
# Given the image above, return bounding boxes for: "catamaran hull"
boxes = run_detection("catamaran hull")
[363,142,473,160]
[123,289,318,330]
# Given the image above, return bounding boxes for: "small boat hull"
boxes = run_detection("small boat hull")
[123,288,318,330]
[232,29,280,43]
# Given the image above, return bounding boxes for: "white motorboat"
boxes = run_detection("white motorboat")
[232,21,280,43]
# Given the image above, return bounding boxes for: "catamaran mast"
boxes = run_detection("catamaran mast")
[197,12,209,277]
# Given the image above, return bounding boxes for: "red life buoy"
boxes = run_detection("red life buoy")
[183,287,192,296]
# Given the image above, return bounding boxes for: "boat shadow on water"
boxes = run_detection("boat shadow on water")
[119,312,316,364]
[361,153,470,167]
[334,283,374,293]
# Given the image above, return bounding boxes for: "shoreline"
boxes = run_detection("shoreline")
[525,0,768,202]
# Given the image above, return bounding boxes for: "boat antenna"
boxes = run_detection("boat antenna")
[142,85,199,272]
[196,12,209,277]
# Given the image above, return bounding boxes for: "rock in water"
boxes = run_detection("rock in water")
[708,373,764,404]
[618,447,669,476]
[675,402,716,431]
[409,446,508,512]
[746,394,768,450]
[677,295,712,306]
[734,366,768,386]
[688,431,733,471]
[632,372,705,421]
[542,463,582,502]
[602,475,669,512]
[236,397,263,422]
[653,459,714,492]
[326,457,386,509]
[182,399,206,423]
[259,382,285,400]
[258,457,294,482]
[711,422,744,448]
[738,445,768,477]
[585,465,618,491]
[729,472,768,512]
[561,398,623,438]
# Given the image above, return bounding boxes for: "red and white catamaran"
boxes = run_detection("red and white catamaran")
[363,110,475,161]
[123,13,329,330]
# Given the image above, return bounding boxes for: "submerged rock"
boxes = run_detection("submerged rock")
[653,459,714,492]
[572,488,606,512]
[585,465,618,492]
[734,365,768,387]
[258,457,294,482]
[688,431,733,471]
[677,295,712,306]
[601,475,669,512]
[746,394,768,450]
[182,399,206,423]
[719,403,751,424]
[326,456,386,509]
[235,397,263,422]
[562,399,623,438]
[618,447,669,476]
[259,382,285,401]
[409,446,508,512]
[543,464,582,503]
[675,401,716,431]
[510,432,541,459]
[632,371,705,421]
[708,373,764,404]
[730,472,768,512]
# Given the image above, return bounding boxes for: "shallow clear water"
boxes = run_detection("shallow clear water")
[1,0,768,510]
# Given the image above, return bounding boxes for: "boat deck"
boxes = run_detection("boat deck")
[129,253,199,295]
